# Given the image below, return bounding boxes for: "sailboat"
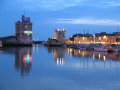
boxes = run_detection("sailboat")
[94,45,117,52]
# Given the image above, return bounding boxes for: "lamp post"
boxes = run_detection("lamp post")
[93,35,95,44]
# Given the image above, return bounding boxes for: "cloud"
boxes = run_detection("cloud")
[19,0,83,11]
[103,1,120,7]
[18,0,120,11]
[79,0,120,7]
[52,18,120,26]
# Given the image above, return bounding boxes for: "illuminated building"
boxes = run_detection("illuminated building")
[71,32,120,45]
[15,15,32,45]
[95,32,120,44]
[0,15,33,46]
[54,29,66,43]
[73,33,93,44]
[47,29,66,46]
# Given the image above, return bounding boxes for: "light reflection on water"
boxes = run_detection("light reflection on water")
[0,45,120,90]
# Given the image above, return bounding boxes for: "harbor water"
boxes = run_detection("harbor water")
[0,45,120,90]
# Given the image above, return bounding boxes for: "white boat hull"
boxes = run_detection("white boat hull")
[94,48,107,52]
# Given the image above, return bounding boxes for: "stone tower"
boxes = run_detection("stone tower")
[54,29,66,43]
[15,15,32,45]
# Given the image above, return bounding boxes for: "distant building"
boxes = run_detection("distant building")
[48,38,57,44]
[0,36,17,45]
[15,15,32,44]
[46,29,66,46]
[73,33,93,44]
[70,32,120,45]
[54,29,66,43]
[95,32,120,44]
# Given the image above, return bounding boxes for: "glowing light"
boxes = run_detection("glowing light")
[56,58,64,66]
[22,54,32,64]
[82,52,85,57]
[99,37,101,40]
[23,30,32,35]
[99,54,101,59]
[103,36,107,39]
[83,37,85,40]
[103,56,106,61]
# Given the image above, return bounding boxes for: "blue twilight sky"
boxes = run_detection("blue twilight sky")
[0,0,120,40]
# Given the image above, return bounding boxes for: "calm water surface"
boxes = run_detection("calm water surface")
[0,45,120,90]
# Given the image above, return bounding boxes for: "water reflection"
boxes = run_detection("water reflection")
[67,48,120,61]
[66,48,120,69]
[45,47,120,69]
[0,49,2,54]
[1,46,120,90]
[3,47,32,76]
[1,46,120,75]
[15,47,32,76]
[47,47,66,66]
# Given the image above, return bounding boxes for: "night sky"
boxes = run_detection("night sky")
[0,0,120,40]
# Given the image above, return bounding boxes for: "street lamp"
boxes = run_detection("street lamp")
[93,35,95,44]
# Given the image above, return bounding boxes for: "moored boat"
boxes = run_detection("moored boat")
[94,45,117,52]
[94,46,107,52]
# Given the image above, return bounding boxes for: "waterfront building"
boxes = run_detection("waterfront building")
[47,29,66,46]
[70,32,120,45]
[0,15,33,46]
[15,15,32,44]
[54,29,66,43]
[48,38,57,44]
[95,32,120,44]
[73,33,93,44]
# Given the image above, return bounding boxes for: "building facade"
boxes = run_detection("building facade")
[15,15,32,44]
[71,32,120,45]
[95,32,120,44]
[54,29,66,43]
[73,34,93,44]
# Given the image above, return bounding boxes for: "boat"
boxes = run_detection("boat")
[107,46,118,52]
[111,45,120,52]
[94,45,117,52]
[94,46,108,52]
[78,45,87,50]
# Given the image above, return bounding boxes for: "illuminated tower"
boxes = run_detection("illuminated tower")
[54,29,66,43]
[15,15,32,45]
